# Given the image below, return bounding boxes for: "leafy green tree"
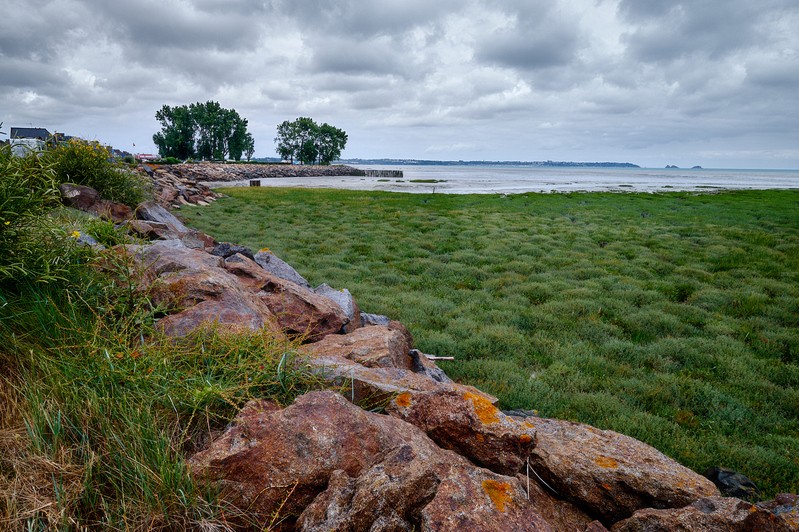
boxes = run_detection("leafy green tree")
[153,105,195,160]
[152,102,254,161]
[274,117,347,165]
[243,133,255,161]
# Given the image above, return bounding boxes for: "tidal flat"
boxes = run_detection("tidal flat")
[180,188,799,496]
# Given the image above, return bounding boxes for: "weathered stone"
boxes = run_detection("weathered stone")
[59,183,133,222]
[387,388,536,476]
[190,391,552,532]
[514,472,600,531]
[254,249,311,288]
[135,201,190,233]
[257,276,348,341]
[211,242,255,261]
[305,350,497,407]
[526,416,720,524]
[124,241,278,337]
[612,496,792,531]
[301,322,413,369]
[314,283,361,333]
[757,494,799,530]
[60,183,100,211]
[705,467,760,501]
[361,312,391,326]
[222,253,274,290]
[155,296,277,337]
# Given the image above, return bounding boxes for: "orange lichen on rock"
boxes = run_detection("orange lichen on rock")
[519,434,533,444]
[464,391,500,424]
[482,479,512,512]
[594,456,619,469]
[395,392,412,408]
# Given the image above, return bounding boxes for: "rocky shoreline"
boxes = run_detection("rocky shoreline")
[161,162,365,182]
[59,180,799,531]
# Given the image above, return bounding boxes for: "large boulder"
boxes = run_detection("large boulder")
[612,496,793,531]
[125,243,348,341]
[59,183,133,222]
[124,241,278,337]
[387,388,537,476]
[135,201,190,233]
[254,249,311,288]
[190,391,556,531]
[314,283,361,333]
[526,416,720,524]
[256,275,348,341]
[301,322,413,369]
[223,253,350,341]
[299,325,497,407]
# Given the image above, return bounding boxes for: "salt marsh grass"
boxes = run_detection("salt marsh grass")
[181,187,799,496]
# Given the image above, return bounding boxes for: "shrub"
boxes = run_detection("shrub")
[48,139,151,207]
[0,145,85,286]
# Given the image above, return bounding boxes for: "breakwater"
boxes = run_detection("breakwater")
[364,169,404,178]
[159,162,366,182]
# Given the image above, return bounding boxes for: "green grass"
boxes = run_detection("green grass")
[180,187,799,497]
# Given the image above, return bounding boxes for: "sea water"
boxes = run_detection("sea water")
[210,165,799,194]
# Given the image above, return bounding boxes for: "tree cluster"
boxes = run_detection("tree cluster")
[274,117,347,165]
[153,101,255,161]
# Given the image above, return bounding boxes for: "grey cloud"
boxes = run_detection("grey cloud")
[474,3,580,71]
[619,1,792,63]
[277,0,460,38]
[308,37,407,76]
[0,59,66,90]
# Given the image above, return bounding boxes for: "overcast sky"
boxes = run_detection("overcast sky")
[2,0,798,168]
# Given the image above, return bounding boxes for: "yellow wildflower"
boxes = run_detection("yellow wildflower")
[71,230,81,239]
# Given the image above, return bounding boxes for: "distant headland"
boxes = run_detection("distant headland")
[337,158,641,168]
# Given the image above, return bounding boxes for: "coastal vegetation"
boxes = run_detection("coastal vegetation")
[0,145,316,529]
[274,117,348,165]
[153,101,255,161]
[180,186,799,497]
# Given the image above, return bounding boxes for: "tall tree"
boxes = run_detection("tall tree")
[152,101,254,161]
[152,105,195,160]
[274,117,347,165]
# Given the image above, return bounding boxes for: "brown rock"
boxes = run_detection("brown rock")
[612,496,793,531]
[155,296,277,337]
[387,388,536,476]
[59,183,133,222]
[527,416,720,524]
[256,275,348,341]
[301,322,413,369]
[190,391,552,531]
[758,494,799,530]
[125,241,278,337]
[222,253,273,291]
[304,349,497,408]
[60,183,100,211]
[135,200,190,233]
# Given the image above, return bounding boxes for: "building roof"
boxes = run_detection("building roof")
[10,127,51,140]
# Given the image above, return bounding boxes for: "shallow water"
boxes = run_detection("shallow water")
[206,165,799,194]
